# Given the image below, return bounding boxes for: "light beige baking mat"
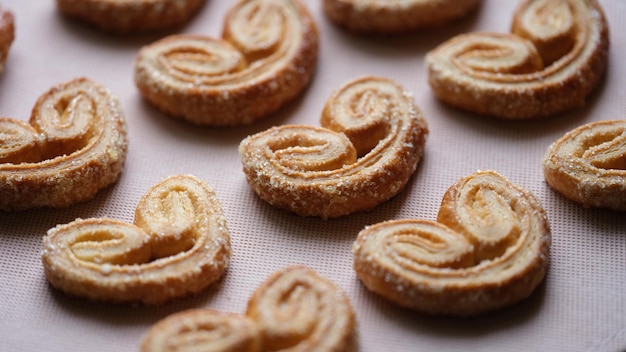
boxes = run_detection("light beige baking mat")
[1,1,624,351]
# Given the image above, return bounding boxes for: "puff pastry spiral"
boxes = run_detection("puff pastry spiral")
[323,0,481,34]
[42,174,231,304]
[427,0,609,119]
[0,78,127,211]
[543,120,626,211]
[134,0,318,126]
[56,0,204,33]
[239,76,428,218]
[353,170,551,316]
[141,309,261,352]
[141,266,357,351]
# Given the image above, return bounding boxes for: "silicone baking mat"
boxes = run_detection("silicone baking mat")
[1,1,624,351]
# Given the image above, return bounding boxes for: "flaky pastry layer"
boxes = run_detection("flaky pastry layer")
[323,0,481,33]
[41,174,232,304]
[141,309,261,352]
[427,0,609,119]
[543,120,626,211]
[56,0,205,33]
[353,170,551,316]
[0,77,128,211]
[141,266,357,351]
[239,76,428,218]
[134,0,319,126]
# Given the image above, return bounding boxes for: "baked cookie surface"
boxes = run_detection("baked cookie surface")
[0,78,128,211]
[56,0,205,33]
[239,76,429,218]
[543,120,626,211]
[42,174,232,304]
[323,0,481,33]
[134,0,319,126]
[427,0,609,119]
[353,170,551,316]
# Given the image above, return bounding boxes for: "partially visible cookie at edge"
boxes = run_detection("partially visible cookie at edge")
[56,0,205,33]
[323,0,481,33]
[543,120,626,211]
[0,5,14,72]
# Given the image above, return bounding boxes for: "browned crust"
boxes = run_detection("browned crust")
[426,0,609,119]
[0,6,14,72]
[42,220,230,305]
[354,240,548,316]
[133,0,319,126]
[240,124,424,218]
[141,266,357,350]
[56,0,205,34]
[41,175,232,304]
[246,266,358,351]
[323,0,481,34]
[238,76,428,218]
[543,120,626,211]
[353,171,551,316]
[0,78,128,211]
[141,309,261,352]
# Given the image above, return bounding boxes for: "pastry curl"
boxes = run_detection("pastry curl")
[353,170,551,316]
[0,6,13,72]
[247,265,357,351]
[141,309,261,352]
[426,0,609,119]
[56,0,205,33]
[134,0,318,126]
[239,76,428,218]
[323,0,481,34]
[543,120,626,211]
[0,78,128,211]
[41,174,232,304]
[141,266,357,351]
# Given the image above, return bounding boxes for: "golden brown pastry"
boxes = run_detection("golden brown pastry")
[0,77,128,211]
[141,266,357,351]
[323,0,481,34]
[427,0,609,119]
[41,174,232,304]
[141,309,261,352]
[543,120,626,211]
[239,76,429,218]
[246,265,357,351]
[134,0,319,126]
[56,0,204,33]
[0,5,14,72]
[353,170,551,316]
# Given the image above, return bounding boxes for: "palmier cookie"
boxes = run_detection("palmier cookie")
[141,266,357,351]
[353,170,551,316]
[0,78,127,211]
[427,0,609,119]
[323,0,481,34]
[239,76,429,219]
[56,0,204,34]
[0,5,14,72]
[134,0,318,126]
[543,120,626,211]
[42,174,231,304]
[141,309,261,352]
